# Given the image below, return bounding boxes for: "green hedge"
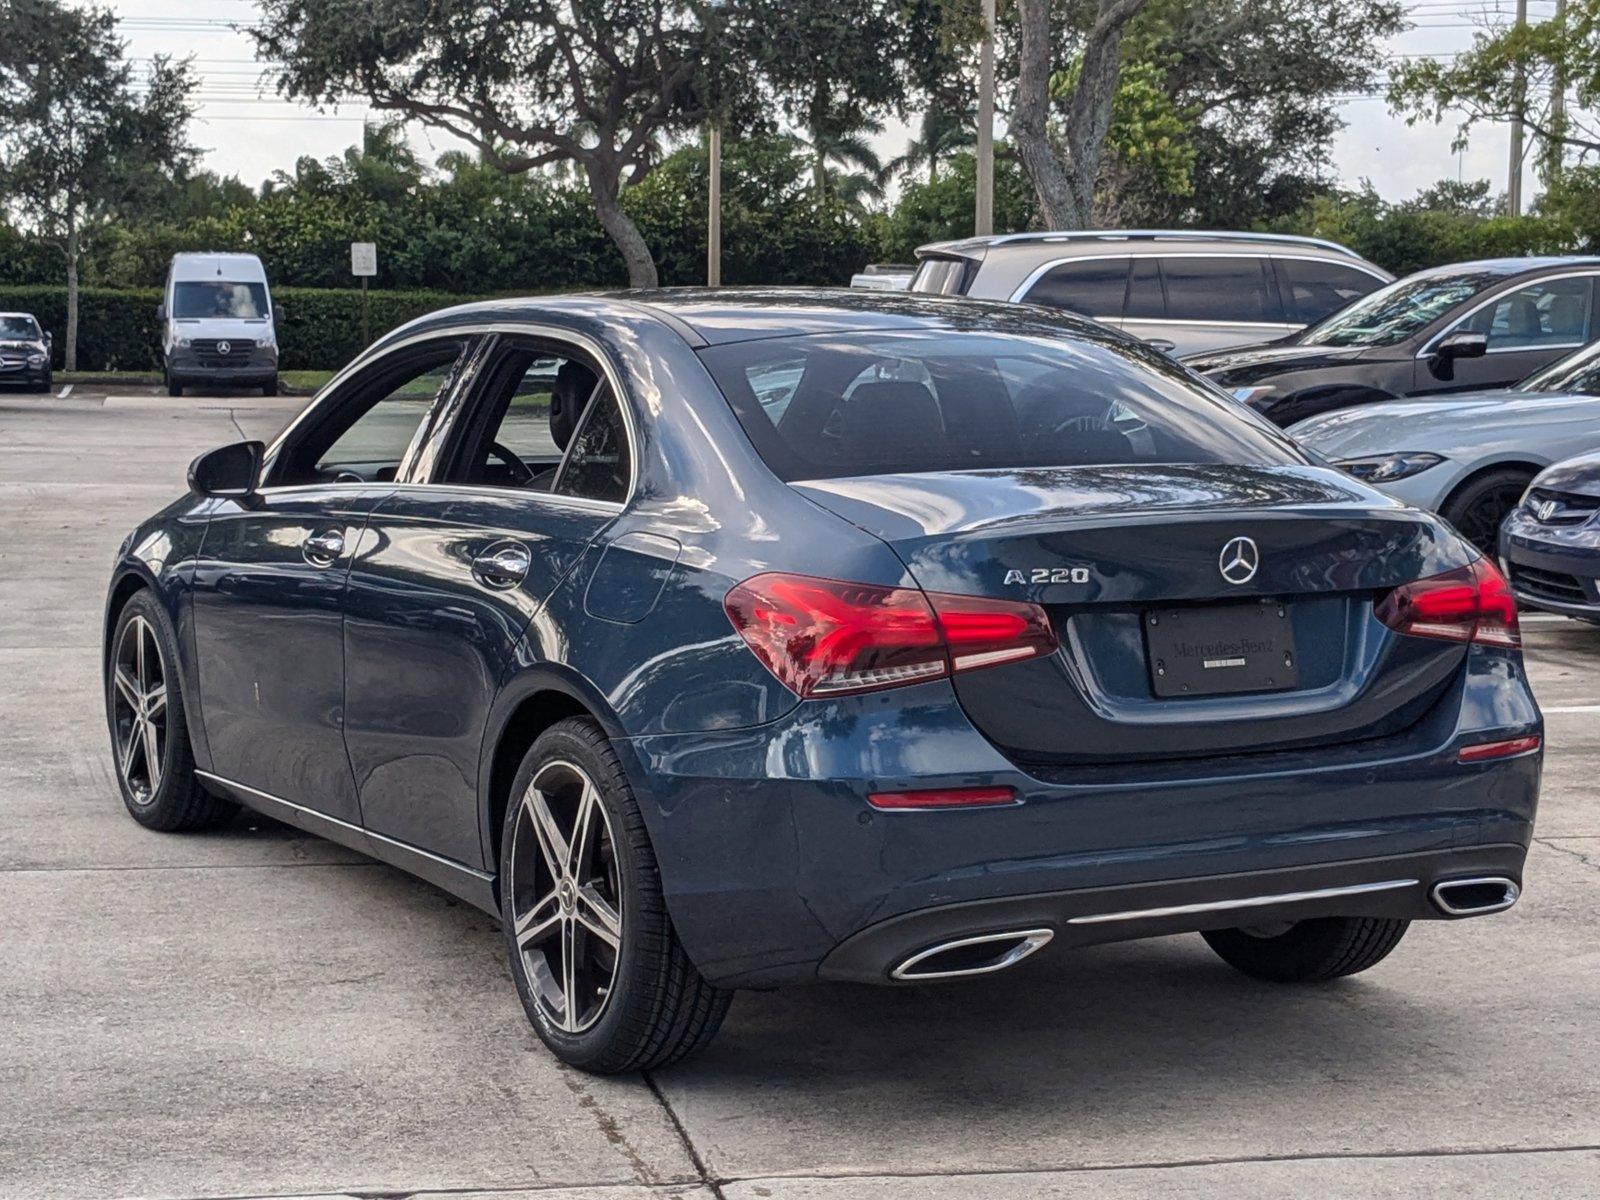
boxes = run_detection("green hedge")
[0,284,490,372]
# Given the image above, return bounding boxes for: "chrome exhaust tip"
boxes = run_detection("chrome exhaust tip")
[890,928,1054,981]
[1430,876,1520,917]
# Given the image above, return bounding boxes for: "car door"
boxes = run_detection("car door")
[1015,256,1131,333]
[1415,273,1599,394]
[1154,255,1297,355]
[189,338,473,820]
[341,333,633,867]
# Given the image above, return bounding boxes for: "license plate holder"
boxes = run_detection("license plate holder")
[1144,601,1298,698]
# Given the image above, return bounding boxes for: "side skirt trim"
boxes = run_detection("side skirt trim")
[196,770,500,916]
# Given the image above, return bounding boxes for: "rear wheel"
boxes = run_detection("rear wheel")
[106,591,235,831]
[1202,916,1409,982]
[1440,468,1533,558]
[261,376,277,397]
[500,717,732,1073]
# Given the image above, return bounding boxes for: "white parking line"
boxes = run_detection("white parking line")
[1542,705,1600,713]
[55,384,73,399]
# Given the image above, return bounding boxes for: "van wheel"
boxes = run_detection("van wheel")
[1202,916,1409,982]
[262,378,277,397]
[165,369,182,398]
[500,717,732,1073]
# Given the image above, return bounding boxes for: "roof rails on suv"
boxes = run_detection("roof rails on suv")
[916,229,1365,260]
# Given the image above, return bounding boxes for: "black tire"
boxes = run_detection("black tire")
[262,377,277,397]
[166,371,182,397]
[105,590,236,831]
[1440,468,1534,559]
[500,717,732,1073]
[1202,916,1409,983]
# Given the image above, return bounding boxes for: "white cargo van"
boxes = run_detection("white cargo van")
[158,252,280,396]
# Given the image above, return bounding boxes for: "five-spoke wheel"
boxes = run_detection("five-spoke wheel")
[111,614,168,806]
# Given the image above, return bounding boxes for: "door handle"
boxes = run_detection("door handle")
[472,542,531,590]
[302,528,346,566]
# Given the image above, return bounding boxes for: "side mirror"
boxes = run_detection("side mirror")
[1434,330,1488,360]
[188,440,264,499]
[44,331,52,345]
[272,304,286,324]
[155,304,167,322]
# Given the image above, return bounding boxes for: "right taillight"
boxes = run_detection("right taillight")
[723,572,1058,699]
[1375,558,1520,649]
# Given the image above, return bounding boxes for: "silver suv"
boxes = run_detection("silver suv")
[909,230,1392,356]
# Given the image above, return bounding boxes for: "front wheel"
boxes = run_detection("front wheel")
[500,718,732,1074]
[1203,916,1409,982]
[261,376,277,397]
[1440,468,1533,559]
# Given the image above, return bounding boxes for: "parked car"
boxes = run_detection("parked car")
[849,263,915,291]
[908,230,1391,355]
[105,289,1540,1075]
[0,311,53,393]
[1187,257,1600,427]
[158,251,280,397]
[1501,451,1600,621]
[1289,338,1600,555]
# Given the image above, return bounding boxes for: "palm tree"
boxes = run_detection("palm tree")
[793,119,889,204]
[889,109,977,185]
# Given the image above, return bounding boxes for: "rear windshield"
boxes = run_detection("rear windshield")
[908,257,973,296]
[173,280,270,319]
[700,330,1304,481]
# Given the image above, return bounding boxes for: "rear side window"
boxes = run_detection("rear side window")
[1160,257,1281,324]
[1021,258,1130,318]
[553,385,632,503]
[1125,258,1164,319]
[909,258,972,296]
[1276,259,1385,325]
[701,330,1302,481]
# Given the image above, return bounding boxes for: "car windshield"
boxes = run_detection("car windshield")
[701,329,1305,481]
[1518,339,1600,394]
[0,315,41,339]
[1297,269,1505,348]
[172,281,270,319]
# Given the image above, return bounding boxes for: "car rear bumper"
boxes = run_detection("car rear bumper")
[1500,512,1600,617]
[621,657,1541,989]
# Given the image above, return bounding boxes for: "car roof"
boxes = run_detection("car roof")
[400,287,1116,348]
[1408,256,1600,278]
[0,312,39,319]
[917,229,1373,262]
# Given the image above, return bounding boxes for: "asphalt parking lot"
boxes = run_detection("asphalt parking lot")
[2,388,1598,1200]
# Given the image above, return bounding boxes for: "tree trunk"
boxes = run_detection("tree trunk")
[65,220,80,372]
[585,162,658,289]
[814,149,828,200]
[1013,0,1147,230]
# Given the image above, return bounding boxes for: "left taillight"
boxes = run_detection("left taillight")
[1374,558,1520,649]
[723,572,1058,699]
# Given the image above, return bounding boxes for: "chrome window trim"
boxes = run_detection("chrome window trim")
[1121,317,1302,331]
[1065,877,1419,926]
[1007,251,1390,315]
[263,320,642,509]
[1415,269,1600,359]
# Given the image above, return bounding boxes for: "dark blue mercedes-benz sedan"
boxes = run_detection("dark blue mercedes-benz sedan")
[104,290,1542,1073]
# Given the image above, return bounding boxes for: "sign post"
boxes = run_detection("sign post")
[350,241,378,346]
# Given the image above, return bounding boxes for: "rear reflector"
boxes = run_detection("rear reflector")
[1375,558,1520,649]
[868,786,1018,810]
[724,572,1057,698]
[1457,734,1541,763]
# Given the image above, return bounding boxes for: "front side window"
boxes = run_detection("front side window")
[271,343,466,486]
[701,330,1303,482]
[1022,258,1130,319]
[1299,268,1505,348]
[173,281,270,320]
[1454,276,1594,351]
[1276,259,1386,325]
[1159,257,1281,324]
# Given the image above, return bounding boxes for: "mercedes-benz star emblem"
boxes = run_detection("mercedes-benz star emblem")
[1218,536,1260,585]
[216,340,231,355]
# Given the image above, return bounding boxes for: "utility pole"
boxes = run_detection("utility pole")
[1507,0,1528,215]
[1550,0,1568,181]
[975,0,996,236]
[708,124,722,286]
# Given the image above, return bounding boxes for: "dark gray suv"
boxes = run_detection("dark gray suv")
[909,230,1392,356]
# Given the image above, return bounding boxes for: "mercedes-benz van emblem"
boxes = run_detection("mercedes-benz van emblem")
[1219,536,1259,585]
[216,340,231,355]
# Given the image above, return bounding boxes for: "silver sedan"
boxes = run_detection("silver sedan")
[1288,340,1600,554]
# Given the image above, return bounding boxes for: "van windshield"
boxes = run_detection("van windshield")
[173,281,270,320]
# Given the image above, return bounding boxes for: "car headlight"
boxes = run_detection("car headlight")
[1336,452,1446,483]
[177,337,192,348]
[26,354,44,366]
[1231,386,1275,407]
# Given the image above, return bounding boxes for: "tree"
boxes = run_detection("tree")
[251,0,748,288]
[0,0,196,368]
[890,109,977,184]
[1012,0,1150,229]
[1389,1,1600,181]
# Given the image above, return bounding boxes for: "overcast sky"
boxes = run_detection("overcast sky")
[116,0,1552,207]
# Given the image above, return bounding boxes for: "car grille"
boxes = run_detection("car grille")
[1508,561,1589,605]
[191,338,254,362]
[1526,488,1600,526]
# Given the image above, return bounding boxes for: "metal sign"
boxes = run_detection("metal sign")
[350,242,377,277]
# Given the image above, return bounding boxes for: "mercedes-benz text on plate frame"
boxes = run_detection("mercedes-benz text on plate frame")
[102,288,1543,1075]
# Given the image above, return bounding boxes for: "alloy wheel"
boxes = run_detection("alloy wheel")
[111,615,167,805]
[1456,484,1525,558]
[509,760,623,1034]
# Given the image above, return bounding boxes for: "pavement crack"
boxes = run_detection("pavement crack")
[557,1064,665,1188]
[1535,836,1600,873]
[644,1069,726,1199]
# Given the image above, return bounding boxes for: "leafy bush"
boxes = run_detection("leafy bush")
[0,284,491,371]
